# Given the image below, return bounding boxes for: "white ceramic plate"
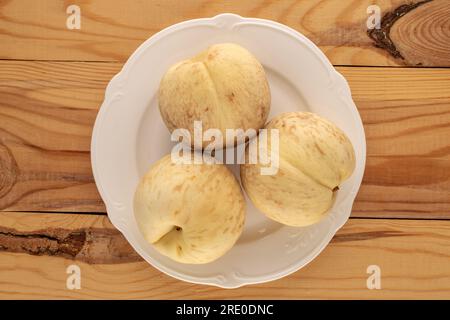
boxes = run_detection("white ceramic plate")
[91,13,366,288]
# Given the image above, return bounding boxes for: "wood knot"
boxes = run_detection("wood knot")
[0,143,19,201]
[367,0,433,63]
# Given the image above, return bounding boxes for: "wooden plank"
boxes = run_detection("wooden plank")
[0,0,449,66]
[0,212,449,299]
[0,61,116,212]
[1,61,449,218]
[343,66,450,218]
[0,61,450,218]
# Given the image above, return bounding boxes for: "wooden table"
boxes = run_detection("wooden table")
[0,0,449,299]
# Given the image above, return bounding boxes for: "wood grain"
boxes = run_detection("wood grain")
[342,66,450,218]
[0,212,448,299]
[0,61,116,212]
[0,0,449,66]
[1,61,449,218]
[1,0,448,301]
[390,0,450,66]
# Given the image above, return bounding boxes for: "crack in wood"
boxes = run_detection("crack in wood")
[332,230,416,243]
[0,227,86,257]
[0,226,141,264]
[367,0,433,60]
